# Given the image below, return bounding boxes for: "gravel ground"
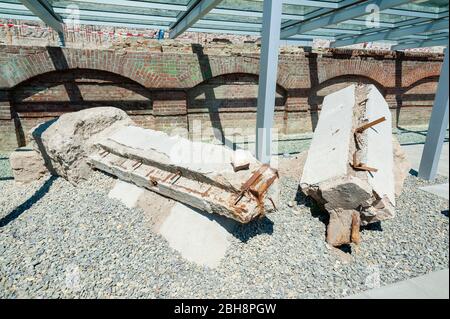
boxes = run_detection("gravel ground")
[0,150,448,299]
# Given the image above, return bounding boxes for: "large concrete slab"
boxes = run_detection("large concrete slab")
[346,269,449,299]
[159,203,236,268]
[107,181,235,268]
[301,85,355,185]
[90,125,279,223]
[108,180,144,209]
[365,86,396,205]
[107,125,258,187]
[300,84,407,246]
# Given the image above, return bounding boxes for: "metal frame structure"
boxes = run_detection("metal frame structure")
[1,0,449,178]
[419,46,449,180]
[19,0,65,45]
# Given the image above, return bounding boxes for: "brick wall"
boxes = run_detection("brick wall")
[0,44,444,150]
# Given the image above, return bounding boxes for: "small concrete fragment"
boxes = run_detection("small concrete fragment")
[361,195,395,225]
[9,147,48,184]
[231,149,251,172]
[301,84,407,246]
[327,209,362,247]
[30,107,134,185]
[327,209,354,247]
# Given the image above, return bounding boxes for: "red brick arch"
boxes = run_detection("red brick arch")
[2,48,163,88]
[318,58,395,87]
[400,75,439,108]
[187,72,288,110]
[401,64,442,88]
[10,67,154,114]
[309,74,387,110]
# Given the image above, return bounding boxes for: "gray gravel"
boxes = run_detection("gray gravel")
[0,151,448,299]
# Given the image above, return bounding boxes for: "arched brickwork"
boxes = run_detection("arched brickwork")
[10,68,154,146]
[187,73,288,139]
[318,58,395,87]
[1,48,162,88]
[401,76,439,107]
[309,75,386,110]
[188,73,287,110]
[0,45,444,150]
[400,63,442,88]
[0,47,294,90]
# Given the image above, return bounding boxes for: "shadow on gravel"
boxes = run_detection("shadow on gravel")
[336,244,352,254]
[295,186,329,225]
[31,119,58,175]
[177,202,273,243]
[0,175,57,227]
[361,221,383,232]
[231,217,274,243]
[295,186,384,254]
[0,177,14,181]
[442,210,449,218]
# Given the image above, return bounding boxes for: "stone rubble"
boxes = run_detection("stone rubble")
[9,147,48,184]
[29,107,134,185]
[300,84,410,247]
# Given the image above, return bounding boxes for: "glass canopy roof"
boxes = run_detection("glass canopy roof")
[0,0,448,49]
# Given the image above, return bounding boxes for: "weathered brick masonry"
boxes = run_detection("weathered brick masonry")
[0,44,443,150]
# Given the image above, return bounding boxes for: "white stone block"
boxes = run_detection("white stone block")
[301,85,355,185]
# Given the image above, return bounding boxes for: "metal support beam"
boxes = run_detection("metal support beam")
[331,18,449,47]
[255,0,282,164]
[19,0,64,33]
[74,0,186,11]
[392,37,449,50]
[281,0,413,39]
[333,17,433,41]
[283,0,339,9]
[418,47,449,180]
[170,0,223,39]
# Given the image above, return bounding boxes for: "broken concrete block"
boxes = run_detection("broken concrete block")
[89,125,279,223]
[30,107,134,185]
[320,176,372,211]
[301,84,407,246]
[327,208,360,247]
[9,147,48,184]
[364,86,396,206]
[301,85,355,186]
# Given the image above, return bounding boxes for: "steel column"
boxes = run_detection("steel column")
[418,47,449,180]
[255,0,282,163]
